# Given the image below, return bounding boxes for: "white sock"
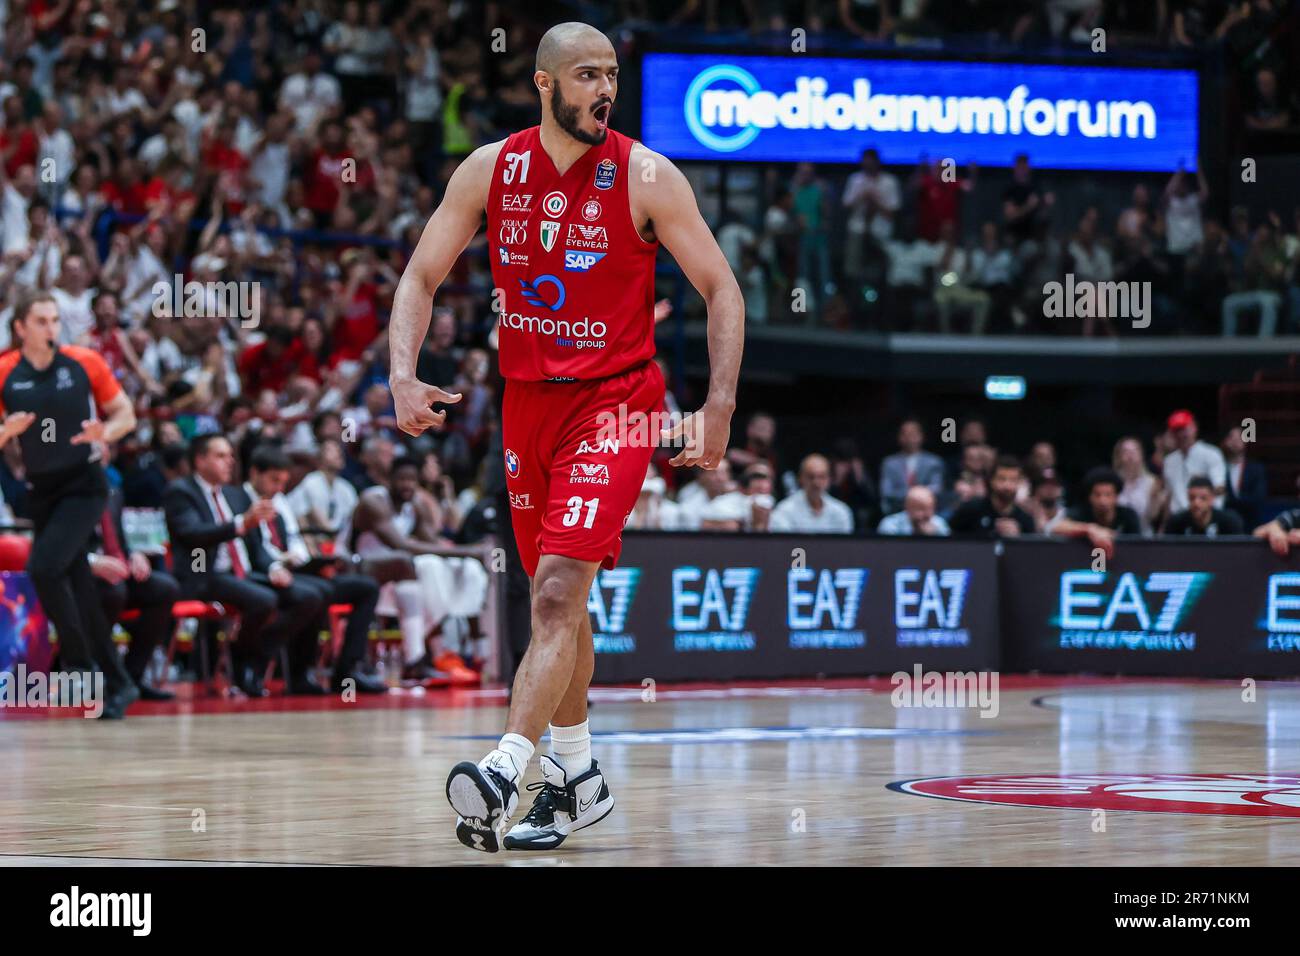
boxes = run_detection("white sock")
[549,720,592,780]
[492,733,534,780]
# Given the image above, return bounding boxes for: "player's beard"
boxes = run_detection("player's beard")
[551,81,608,146]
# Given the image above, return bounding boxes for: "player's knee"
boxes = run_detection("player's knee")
[530,574,583,636]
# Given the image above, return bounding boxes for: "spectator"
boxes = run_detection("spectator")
[931,220,990,334]
[791,161,833,302]
[726,411,779,479]
[880,416,946,514]
[769,454,854,533]
[699,464,775,532]
[1025,471,1066,533]
[290,437,359,536]
[1221,425,1268,528]
[1223,219,1288,336]
[878,486,950,536]
[949,456,1035,538]
[627,466,684,531]
[1162,409,1227,512]
[677,458,736,530]
[1050,466,1141,557]
[1113,435,1166,535]
[841,147,899,290]
[1165,476,1245,536]
[1245,67,1293,131]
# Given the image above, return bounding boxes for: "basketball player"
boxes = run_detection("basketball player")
[389,22,743,851]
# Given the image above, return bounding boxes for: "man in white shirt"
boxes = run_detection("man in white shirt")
[1162,409,1227,512]
[50,255,96,344]
[842,148,900,288]
[878,486,951,536]
[278,51,342,134]
[769,454,854,533]
[290,437,359,535]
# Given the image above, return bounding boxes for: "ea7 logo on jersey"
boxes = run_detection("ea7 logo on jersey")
[501,193,533,211]
[509,492,533,510]
[565,251,606,271]
[570,463,610,485]
[566,224,609,250]
[502,150,531,185]
[788,568,868,649]
[577,438,618,455]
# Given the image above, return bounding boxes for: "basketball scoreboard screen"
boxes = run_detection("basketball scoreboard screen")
[641,52,1199,171]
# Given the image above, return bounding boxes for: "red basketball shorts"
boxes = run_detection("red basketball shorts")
[502,361,665,577]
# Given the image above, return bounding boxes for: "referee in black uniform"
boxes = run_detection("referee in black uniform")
[0,292,139,718]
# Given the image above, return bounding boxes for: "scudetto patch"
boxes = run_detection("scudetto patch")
[889,773,1300,818]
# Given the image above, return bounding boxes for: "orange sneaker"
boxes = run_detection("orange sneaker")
[435,652,481,686]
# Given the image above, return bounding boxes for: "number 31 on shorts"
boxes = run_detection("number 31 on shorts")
[562,496,599,529]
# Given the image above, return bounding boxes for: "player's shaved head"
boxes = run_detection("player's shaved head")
[535,21,611,75]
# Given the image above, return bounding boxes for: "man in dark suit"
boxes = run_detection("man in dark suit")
[879,417,947,515]
[241,444,385,694]
[163,433,324,697]
[1222,425,1268,527]
[91,486,181,701]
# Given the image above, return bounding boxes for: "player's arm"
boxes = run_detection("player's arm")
[634,146,744,469]
[1050,516,1116,557]
[389,141,503,437]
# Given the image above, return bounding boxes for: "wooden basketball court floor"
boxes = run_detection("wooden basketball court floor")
[2,676,1298,866]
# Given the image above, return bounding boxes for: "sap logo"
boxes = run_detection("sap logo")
[518,275,566,311]
[577,438,618,455]
[501,193,533,211]
[588,567,641,633]
[1059,571,1211,632]
[508,492,533,510]
[788,568,867,630]
[565,251,606,271]
[567,224,609,249]
[672,567,759,632]
[570,463,610,484]
[1265,573,1300,633]
[895,569,970,629]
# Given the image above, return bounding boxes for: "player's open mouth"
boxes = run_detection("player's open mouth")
[593,102,610,130]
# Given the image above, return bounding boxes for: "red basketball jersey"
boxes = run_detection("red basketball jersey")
[486,127,658,382]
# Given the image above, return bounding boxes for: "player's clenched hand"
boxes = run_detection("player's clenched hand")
[392,377,462,437]
[661,401,733,469]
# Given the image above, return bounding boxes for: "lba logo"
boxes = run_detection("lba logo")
[588,567,641,654]
[787,567,867,649]
[672,567,759,652]
[895,569,971,647]
[1057,570,1211,652]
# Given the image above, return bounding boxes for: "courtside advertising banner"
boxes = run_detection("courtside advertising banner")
[1001,539,1300,677]
[641,52,1199,170]
[591,534,998,682]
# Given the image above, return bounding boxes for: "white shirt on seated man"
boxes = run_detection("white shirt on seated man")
[878,486,950,536]
[769,454,854,534]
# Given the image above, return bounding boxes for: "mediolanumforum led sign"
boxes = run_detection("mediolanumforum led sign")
[641,53,1199,170]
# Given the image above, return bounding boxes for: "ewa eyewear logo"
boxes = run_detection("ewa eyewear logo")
[683,64,1158,153]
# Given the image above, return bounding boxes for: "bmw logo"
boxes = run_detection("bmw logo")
[505,449,520,478]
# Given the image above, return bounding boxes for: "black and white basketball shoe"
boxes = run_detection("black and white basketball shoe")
[503,755,615,851]
[446,750,521,853]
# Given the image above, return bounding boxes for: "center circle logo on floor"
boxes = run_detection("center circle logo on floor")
[504,449,520,478]
[889,773,1300,818]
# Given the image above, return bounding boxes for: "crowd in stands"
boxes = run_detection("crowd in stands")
[624,407,1291,557]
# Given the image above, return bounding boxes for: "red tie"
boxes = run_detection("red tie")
[100,509,126,560]
[268,515,284,550]
[211,488,248,578]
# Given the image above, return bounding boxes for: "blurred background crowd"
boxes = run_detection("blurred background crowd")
[0,0,1295,557]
